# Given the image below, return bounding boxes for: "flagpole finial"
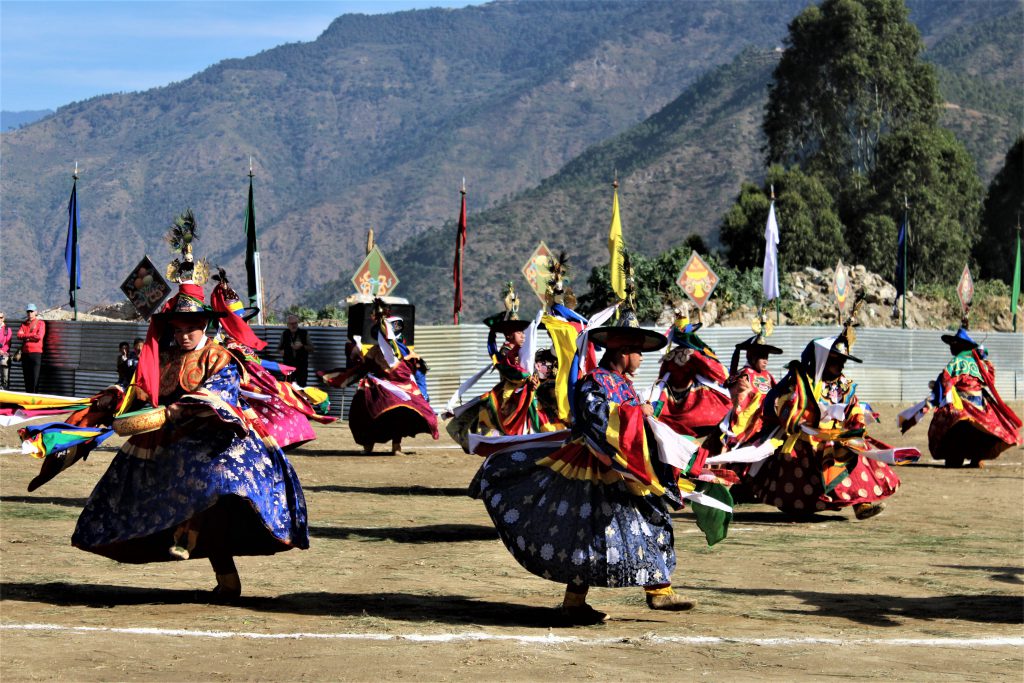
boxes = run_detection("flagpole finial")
[73,160,79,180]
[248,155,254,179]
[612,171,619,189]
[904,194,909,210]
[461,176,466,195]
[769,184,775,200]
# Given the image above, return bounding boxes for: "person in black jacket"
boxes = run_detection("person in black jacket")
[277,315,314,385]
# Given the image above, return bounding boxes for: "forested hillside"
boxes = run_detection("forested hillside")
[0,0,805,312]
[327,2,1023,323]
[1,0,1018,324]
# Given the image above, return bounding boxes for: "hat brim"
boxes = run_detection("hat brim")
[736,340,783,355]
[152,309,228,321]
[589,326,667,353]
[828,349,862,364]
[490,319,531,334]
[940,334,978,348]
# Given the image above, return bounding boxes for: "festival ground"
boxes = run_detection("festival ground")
[1,403,1021,681]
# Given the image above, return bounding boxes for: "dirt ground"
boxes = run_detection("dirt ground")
[1,403,1022,682]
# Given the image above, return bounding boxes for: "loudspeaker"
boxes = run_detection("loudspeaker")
[347,303,416,345]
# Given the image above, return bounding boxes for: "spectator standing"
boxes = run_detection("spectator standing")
[116,341,133,387]
[17,304,46,393]
[277,315,313,386]
[0,312,12,390]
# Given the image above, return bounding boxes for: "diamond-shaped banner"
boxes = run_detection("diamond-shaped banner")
[957,263,974,314]
[120,255,172,319]
[676,251,719,309]
[521,241,555,304]
[352,245,399,297]
[833,259,849,319]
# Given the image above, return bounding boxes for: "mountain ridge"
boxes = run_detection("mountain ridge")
[1,0,1018,322]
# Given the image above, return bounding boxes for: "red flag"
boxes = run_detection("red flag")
[453,188,467,324]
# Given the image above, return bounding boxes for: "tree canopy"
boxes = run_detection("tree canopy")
[763,0,940,183]
[975,136,1024,284]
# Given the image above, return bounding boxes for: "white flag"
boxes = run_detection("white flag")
[763,200,780,301]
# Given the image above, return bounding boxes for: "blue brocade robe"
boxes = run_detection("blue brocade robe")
[72,344,308,563]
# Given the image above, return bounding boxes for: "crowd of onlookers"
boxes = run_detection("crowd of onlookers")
[0,305,314,394]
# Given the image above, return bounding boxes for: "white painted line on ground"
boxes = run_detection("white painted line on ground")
[2,623,1020,648]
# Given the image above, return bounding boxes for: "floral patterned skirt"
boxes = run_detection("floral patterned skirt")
[469,443,676,589]
[72,426,308,563]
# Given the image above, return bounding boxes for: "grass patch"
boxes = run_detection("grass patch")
[0,502,78,522]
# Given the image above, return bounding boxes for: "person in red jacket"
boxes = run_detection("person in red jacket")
[0,311,12,390]
[17,304,46,393]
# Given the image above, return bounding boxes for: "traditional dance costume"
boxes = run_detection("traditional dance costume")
[655,323,731,438]
[750,335,905,519]
[323,304,438,453]
[927,328,1022,467]
[73,335,308,565]
[471,318,730,623]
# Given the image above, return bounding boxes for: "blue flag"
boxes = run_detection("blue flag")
[64,179,80,308]
[895,212,908,298]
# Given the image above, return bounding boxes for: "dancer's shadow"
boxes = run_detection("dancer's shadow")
[673,510,848,525]
[311,523,498,544]
[0,581,605,628]
[704,586,1023,626]
[305,484,467,497]
[294,449,403,458]
[1,495,88,508]
[934,564,1024,585]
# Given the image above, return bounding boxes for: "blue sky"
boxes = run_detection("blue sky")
[1,1,484,112]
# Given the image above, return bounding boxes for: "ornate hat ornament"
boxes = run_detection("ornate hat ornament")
[484,281,530,334]
[209,267,266,351]
[667,307,708,352]
[164,209,209,286]
[940,307,979,349]
[153,211,224,321]
[831,294,864,363]
[728,306,783,376]
[544,251,577,310]
[211,268,259,321]
[589,252,666,353]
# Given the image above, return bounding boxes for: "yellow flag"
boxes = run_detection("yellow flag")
[541,315,579,421]
[608,185,625,299]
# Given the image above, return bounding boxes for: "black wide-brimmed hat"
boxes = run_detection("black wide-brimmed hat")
[151,283,226,322]
[940,327,979,349]
[827,336,862,363]
[484,313,530,335]
[589,326,667,353]
[735,335,783,356]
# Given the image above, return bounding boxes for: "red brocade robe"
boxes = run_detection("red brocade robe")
[338,346,439,447]
[928,349,1022,464]
[656,347,732,438]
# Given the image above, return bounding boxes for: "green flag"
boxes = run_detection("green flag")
[1012,228,1021,333]
[692,481,733,546]
[243,173,263,324]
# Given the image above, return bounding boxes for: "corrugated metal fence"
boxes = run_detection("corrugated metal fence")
[4,320,1022,416]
